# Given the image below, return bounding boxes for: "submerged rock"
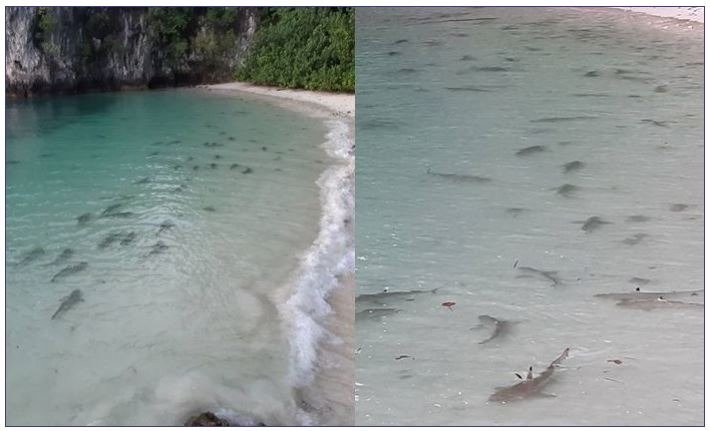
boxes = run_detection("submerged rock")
[185,412,229,426]
[184,411,266,427]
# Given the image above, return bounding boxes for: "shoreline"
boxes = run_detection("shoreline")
[608,6,704,25]
[204,81,355,425]
[202,82,354,121]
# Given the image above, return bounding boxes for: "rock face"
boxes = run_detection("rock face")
[5,7,260,97]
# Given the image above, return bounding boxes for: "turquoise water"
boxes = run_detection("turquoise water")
[355,7,703,425]
[6,89,329,425]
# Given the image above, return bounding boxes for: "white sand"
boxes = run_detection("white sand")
[203,81,355,425]
[203,82,354,120]
[610,7,704,24]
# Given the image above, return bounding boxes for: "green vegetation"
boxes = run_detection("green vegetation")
[146,7,242,75]
[36,7,54,35]
[32,7,59,55]
[146,8,195,67]
[236,7,354,93]
[24,7,354,91]
[79,9,123,63]
[193,9,239,70]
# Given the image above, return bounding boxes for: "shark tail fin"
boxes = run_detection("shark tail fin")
[551,348,570,367]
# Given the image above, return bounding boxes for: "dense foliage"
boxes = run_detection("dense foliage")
[23,7,353,91]
[146,8,195,67]
[236,7,354,93]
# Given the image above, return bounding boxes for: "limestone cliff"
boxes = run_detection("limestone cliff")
[5,7,260,97]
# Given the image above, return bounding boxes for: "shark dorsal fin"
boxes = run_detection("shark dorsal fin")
[526,366,533,380]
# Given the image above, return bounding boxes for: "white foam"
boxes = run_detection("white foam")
[278,118,354,423]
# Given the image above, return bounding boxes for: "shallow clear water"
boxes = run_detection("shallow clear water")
[6,89,327,425]
[355,7,703,425]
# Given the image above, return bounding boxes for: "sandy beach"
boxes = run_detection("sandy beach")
[204,81,355,425]
[204,82,354,120]
[610,7,704,25]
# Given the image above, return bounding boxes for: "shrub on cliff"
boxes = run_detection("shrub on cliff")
[236,7,354,93]
[147,7,243,79]
[31,7,60,56]
[147,8,195,68]
[193,9,239,71]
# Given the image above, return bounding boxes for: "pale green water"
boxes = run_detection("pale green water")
[355,7,703,425]
[6,89,328,425]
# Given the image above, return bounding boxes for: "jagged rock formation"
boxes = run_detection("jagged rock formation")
[5,7,260,97]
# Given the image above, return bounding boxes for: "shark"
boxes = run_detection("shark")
[563,160,585,173]
[101,203,123,216]
[595,289,703,310]
[594,289,703,301]
[621,233,648,246]
[489,347,570,403]
[51,262,88,282]
[627,215,651,223]
[356,288,438,307]
[51,289,84,320]
[577,216,611,233]
[615,297,704,311]
[77,212,93,225]
[513,261,560,286]
[98,233,123,249]
[474,315,517,344]
[515,145,546,156]
[18,247,46,266]
[554,183,579,197]
[426,167,491,183]
[148,241,169,256]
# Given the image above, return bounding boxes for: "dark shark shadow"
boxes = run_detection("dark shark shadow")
[513,260,561,287]
[356,288,439,307]
[473,315,518,344]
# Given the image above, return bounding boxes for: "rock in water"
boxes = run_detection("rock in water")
[184,412,229,426]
